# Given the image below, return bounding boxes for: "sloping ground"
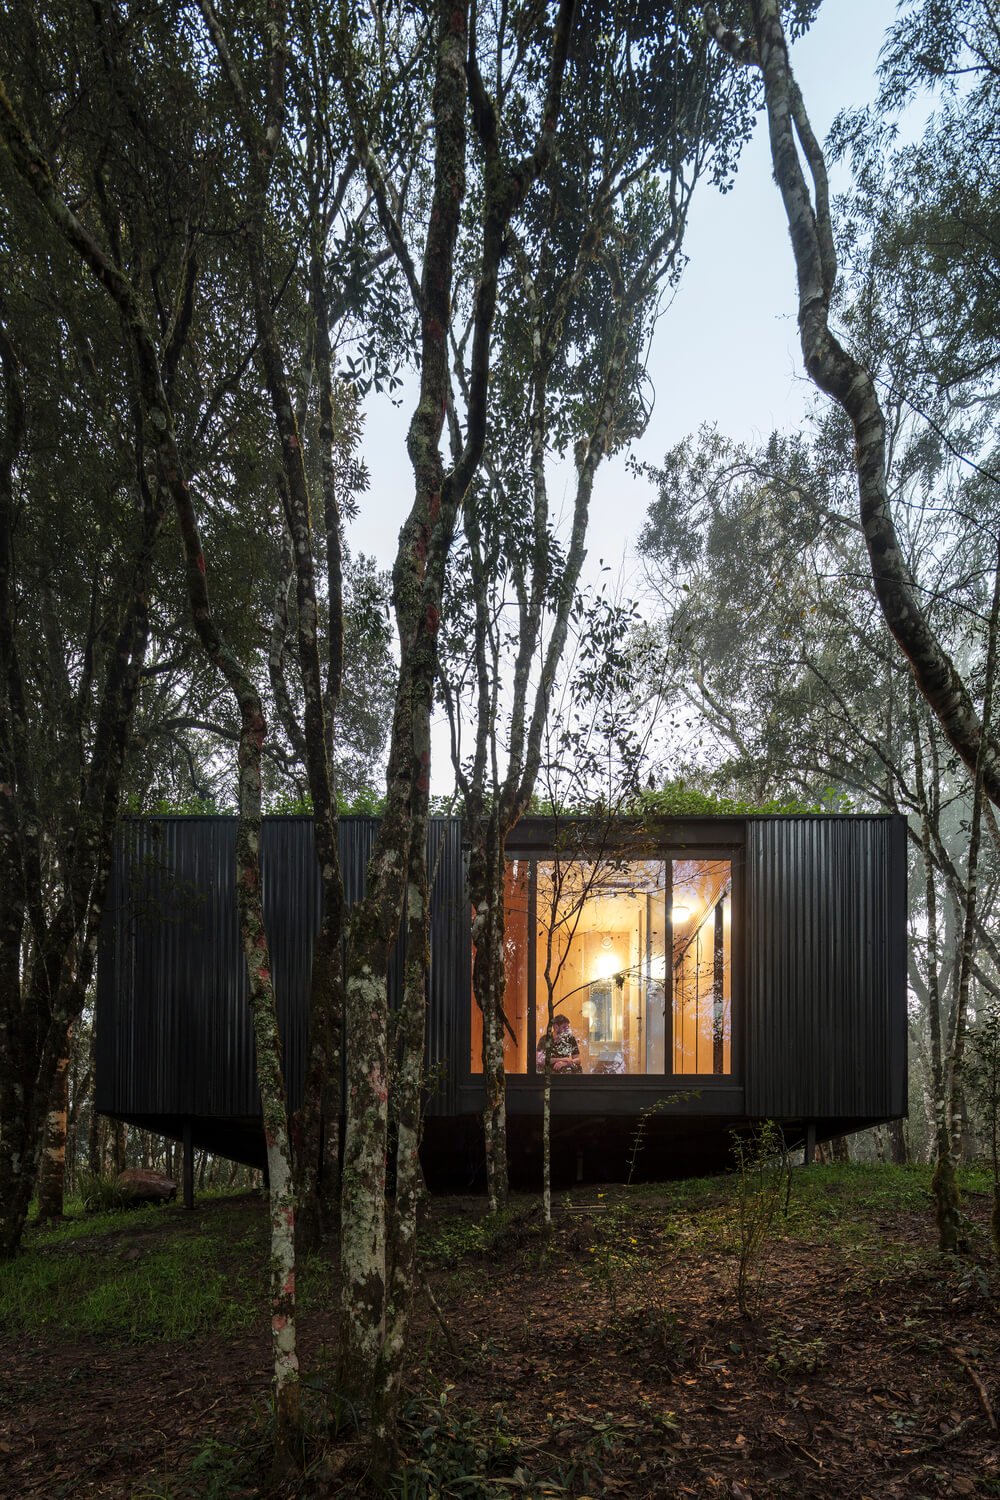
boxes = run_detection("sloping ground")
[0,1167,998,1498]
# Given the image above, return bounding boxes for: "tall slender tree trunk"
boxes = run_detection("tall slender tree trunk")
[333,0,576,1438]
[339,899,392,1398]
[542,1044,553,1229]
[0,306,156,1258]
[372,821,433,1463]
[888,1118,908,1166]
[3,68,304,1433]
[913,708,961,1250]
[37,1038,71,1219]
[112,1120,127,1175]
[470,822,510,1212]
[713,0,1000,809]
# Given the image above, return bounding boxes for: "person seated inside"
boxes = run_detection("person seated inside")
[536,1012,582,1074]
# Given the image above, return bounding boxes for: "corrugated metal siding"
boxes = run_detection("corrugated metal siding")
[744,816,905,1119]
[98,813,906,1129]
[425,819,469,1115]
[97,816,468,1120]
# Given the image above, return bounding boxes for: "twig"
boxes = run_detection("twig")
[421,1276,461,1358]
[775,1431,825,1469]
[950,1345,997,1430]
[194,1392,229,1420]
[894,1415,981,1463]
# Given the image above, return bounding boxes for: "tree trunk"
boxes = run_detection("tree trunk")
[722,0,1000,809]
[338,904,391,1400]
[372,825,433,1465]
[920,764,961,1251]
[470,823,510,1213]
[65,1025,89,1200]
[0,1024,36,1250]
[36,1038,71,1219]
[112,1120,127,1176]
[0,147,162,1260]
[543,1050,553,1228]
[4,63,308,1434]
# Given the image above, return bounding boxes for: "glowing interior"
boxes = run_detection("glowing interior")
[471,855,732,1078]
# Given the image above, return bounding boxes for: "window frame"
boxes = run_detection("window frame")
[465,832,743,1087]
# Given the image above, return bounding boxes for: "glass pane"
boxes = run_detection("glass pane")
[534,858,667,1076]
[470,859,529,1073]
[671,858,732,1076]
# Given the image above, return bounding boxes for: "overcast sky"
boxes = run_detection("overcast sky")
[348,1,904,584]
[345,2,911,789]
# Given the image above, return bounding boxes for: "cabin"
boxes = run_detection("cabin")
[96,812,908,1190]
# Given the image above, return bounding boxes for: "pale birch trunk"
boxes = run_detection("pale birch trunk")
[707,0,1000,807]
[709,0,1000,1245]
[334,0,575,1435]
[372,827,432,1463]
[459,288,634,1214]
[946,539,1000,1190]
[912,702,960,1249]
[196,0,350,1261]
[470,826,510,1212]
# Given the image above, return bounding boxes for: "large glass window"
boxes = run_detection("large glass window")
[468,852,733,1078]
[671,858,732,1076]
[470,859,530,1073]
[534,858,668,1077]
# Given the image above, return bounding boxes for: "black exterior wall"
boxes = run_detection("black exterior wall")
[744,816,908,1121]
[96,813,907,1178]
[96,816,466,1164]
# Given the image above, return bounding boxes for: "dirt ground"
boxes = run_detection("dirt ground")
[1,1177,998,1498]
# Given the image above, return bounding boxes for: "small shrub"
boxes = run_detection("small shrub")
[625,1091,700,1186]
[728,1121,791,1318]
[763,1329,827,1379]
[422,1204,538,1265]
[78,1172,131,1214]
[583,1203,641,1317]
[394,1389,527,1498]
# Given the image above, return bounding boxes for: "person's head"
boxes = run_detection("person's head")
[553,1014,570,1032]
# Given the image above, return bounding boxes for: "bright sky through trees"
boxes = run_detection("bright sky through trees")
[352,0,902,585]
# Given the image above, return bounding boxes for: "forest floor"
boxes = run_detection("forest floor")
[1,1163,998,1499]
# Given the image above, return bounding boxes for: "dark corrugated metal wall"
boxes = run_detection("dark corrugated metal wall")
[744,816,907,1119]
[98,813,906,1131]
[96,816,468,1120]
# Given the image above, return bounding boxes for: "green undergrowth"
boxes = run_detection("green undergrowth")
[421,1201,545,1265]
[420,1164,996,1283]
[5,1195,265,1342]
[27,1197,169,1241]
[6,1191,347,1345]
[6,1165,995,1351]
[21,1163,997,1499]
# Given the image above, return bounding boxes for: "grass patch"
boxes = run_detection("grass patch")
[26,1200,172,1244]
[0,1237,256,1342]
[4,1204,262,1342]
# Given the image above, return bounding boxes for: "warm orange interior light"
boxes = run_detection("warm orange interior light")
[591,949,620,982]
